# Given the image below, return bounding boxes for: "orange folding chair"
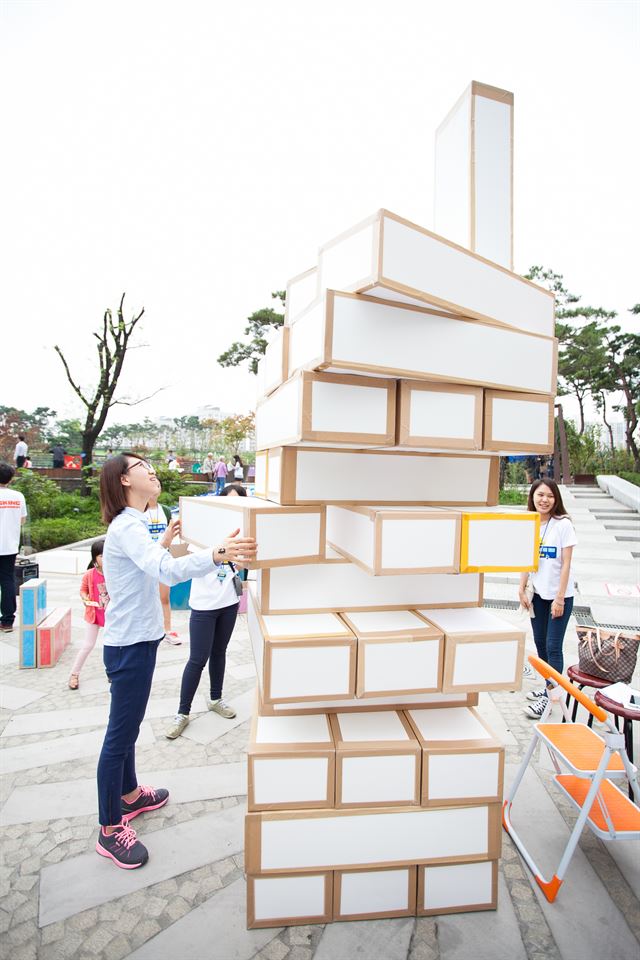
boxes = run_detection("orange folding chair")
[503,655,640,902]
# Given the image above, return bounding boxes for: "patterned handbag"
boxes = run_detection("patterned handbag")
[577,626,640,683]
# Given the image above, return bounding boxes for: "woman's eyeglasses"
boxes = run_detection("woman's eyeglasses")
[124,459,155,475]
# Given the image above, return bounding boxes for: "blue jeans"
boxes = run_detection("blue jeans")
[97,638,160,826]
[531,593,574,676]
[215,477,225,495]
[178,604,237,713]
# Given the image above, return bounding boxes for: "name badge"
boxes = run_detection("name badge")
[539,545,557,559]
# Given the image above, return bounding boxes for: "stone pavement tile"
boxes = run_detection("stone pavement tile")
[504,763,640,960]
[0,724,154,774]
[227,662,257,680]
[38,803,244,926]
[602,834,640,895]
[0,684,47,710]
[476,693,518,746]
[127,877,280,960]
[180,688,255,745]
[436,873,526,960]
[2,761,246,824]
[314,915,414,960]
[0,640,19,665]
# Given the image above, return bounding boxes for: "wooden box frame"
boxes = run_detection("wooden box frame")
[260,445,500,507]
[247,711,336,812]
[317,209,554,337]
[330,711,421,808]
[255,370,396,450]
[333,866,417,921]
[247,585,357,705]
[179,494,326,569]
[459,510,539,573]
[19,578,47,670]
[326,505,461,575]
[257,325,290,399]
[397,381,483,450]
[483,390,555,453]
[417,859,498,916]
[256,563,483,615]
[285,266,318,326]
[405,707,504,807]
[244,802,502,875]
[37,606,71,668]
[256,686,479,717]
[287,290,557,397]
[417,608,525,693]
[247,872,333,928]
[339,611,444,699]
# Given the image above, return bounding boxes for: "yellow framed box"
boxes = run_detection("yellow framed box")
[246,871,333,929]
[247,584,357,705]
[417,859,498,916]
[417,608,525,694]
[260,445,499,507]
[458,510,540,573]
[339,610,444,699]
[255,370,396,450]
[288,290,558,397]
[333,866,417,921]
[327,505,461,575]
[247,710,336,812]
[329,710,422,809]
[397,381,484,450]
[483,390,555,453]
[316,209,554,337]
[405,706,504,807]
[244,802,502,875]
[179,495,326,569]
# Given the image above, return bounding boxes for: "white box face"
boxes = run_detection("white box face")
[262,611,351,639]
[337,710,411,742]
[490,397,551,447]
[261,564,481,613]
[341,755,417,804]
[248,591,265,679]
[381,215,552,337]
[293,449,493,504]
[326,507,374,569]
[428,752,501,800]
[409,387,478,441]
[380,516,458,571]
[422,860,494,911]
[288,300,325,374]
[253,512,322,563]
[320,219,378,293]
[255,714,332,745]
[330,293,555,394]
[363,640,441,694]
[255,377,301,448]
[252,757,329,805]
[254,452,268,497]
[310,379,389,435]
[434,88,471,252]
[259,805,492,870]
[267,449,282,501]
[286,268,317,325]
[253,874,327,921]
[421,607,514,636]
[346,610,430,635]
[263,329,286,393]
[465,518,535,569]
[181,498,247,545]
[474,94,512,270]
[408,708,493,743]
[339,868,411,916]
[452,641,520,686]
[270,645,352,700]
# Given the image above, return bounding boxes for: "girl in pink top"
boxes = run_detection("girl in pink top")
[68,539,109,689]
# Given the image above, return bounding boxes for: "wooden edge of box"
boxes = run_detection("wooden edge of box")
[339,611,443,640]
[247,750,335,812]
[416,859,498,916]
[333,865,417,921]
[441,634,525,693]
[246,872,333,928]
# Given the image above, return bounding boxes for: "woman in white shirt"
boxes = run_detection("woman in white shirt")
[166,484,248,739]
[518,479,577,718]
[96,454,256,869]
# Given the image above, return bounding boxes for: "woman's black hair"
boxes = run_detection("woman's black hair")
[527,479,570,519]
[233,454,243,465]
[219,483,247,497]
[87,538,106,569]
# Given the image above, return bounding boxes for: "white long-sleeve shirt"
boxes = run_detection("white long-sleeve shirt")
[102,507,216,646]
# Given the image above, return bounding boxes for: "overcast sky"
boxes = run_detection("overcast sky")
[1,0,637,430]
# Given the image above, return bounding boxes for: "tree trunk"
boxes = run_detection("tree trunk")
[577,394,585,435]
[598,392,614,451]
[81,430,97,496]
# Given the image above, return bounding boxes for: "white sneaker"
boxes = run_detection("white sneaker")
[164,632,182,645]
[526,688,548,701]
[165,714,190,739]
[207,698,236,719]
[524,697,548,719]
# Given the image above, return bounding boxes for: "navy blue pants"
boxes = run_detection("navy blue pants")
[531,593,574,675]
[178,604,238,714]
[97,638,160,826]
[0,554,17,627]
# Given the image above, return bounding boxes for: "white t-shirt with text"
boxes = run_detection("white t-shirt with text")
[0,487,28,555]
[531,515,577,600]
[189,564,239,611]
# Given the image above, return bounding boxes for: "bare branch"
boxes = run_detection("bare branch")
[109,386,166,408]
[53,345,89,407]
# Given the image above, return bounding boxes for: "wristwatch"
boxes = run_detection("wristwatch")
[217,546,226,556]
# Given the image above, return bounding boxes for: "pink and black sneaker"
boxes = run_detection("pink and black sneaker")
[96,818,148,869]
[121,785,169,820]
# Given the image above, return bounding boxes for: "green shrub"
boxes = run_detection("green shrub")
[499,488,528,506]
[28,516,106,552]
[619,471,640,487]
[12,471,61,520]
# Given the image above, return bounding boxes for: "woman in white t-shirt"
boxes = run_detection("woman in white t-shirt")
[519,479,577,718]
[165,485,248,739]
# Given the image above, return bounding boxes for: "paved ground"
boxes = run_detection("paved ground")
[0,485,638,960]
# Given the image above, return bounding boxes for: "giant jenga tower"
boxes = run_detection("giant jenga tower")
[181,82,557,927]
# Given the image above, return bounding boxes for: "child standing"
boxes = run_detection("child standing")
[69,539,109,690]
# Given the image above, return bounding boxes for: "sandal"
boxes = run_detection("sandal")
[68,674,80,690]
